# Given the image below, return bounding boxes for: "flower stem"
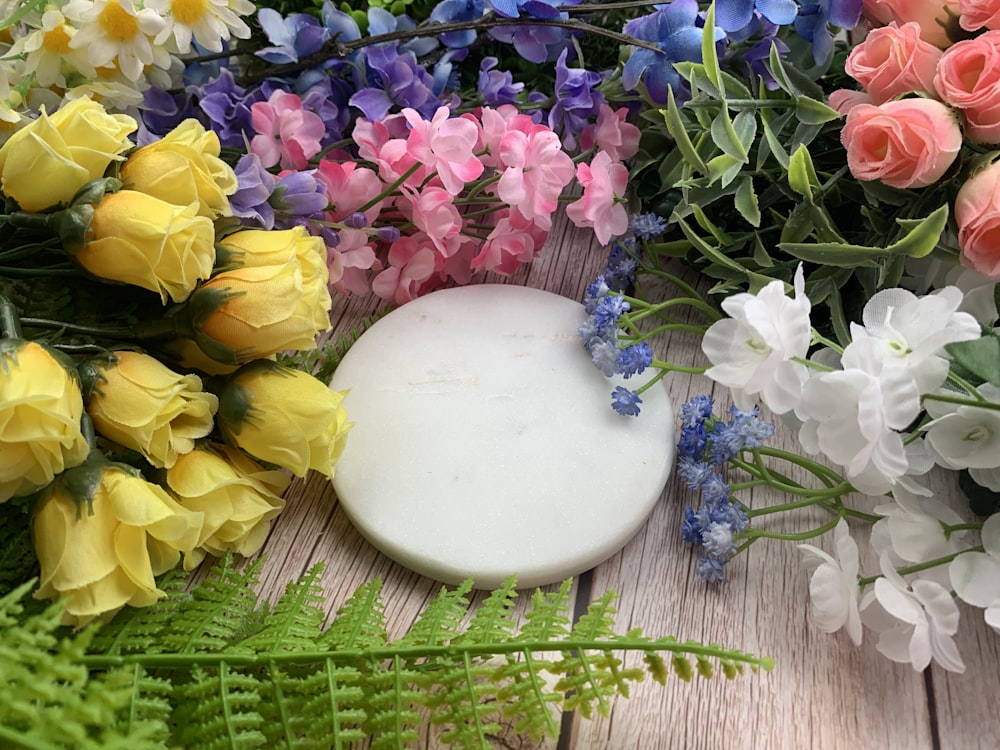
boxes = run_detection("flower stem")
[857,546,985,588]
[0,294,22,338]
[738,513,844,542]
[922,392,1000,412]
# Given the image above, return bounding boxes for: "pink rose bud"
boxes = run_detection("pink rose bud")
[959,0,1000,31]
[863,0,961,49]
[934,30,1000,144]
[955,158,1000,277]
[828,88,874,116]
[845,22,943,102]
[841,98,962,188]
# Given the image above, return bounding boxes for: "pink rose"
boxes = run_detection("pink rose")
[863,0,961,48]
[828,88,873,116]
[845,22,943,102]
[934,30,1000,144]
[960,0,1000,30]
[841,98,962,188]
[955,159,1000,277]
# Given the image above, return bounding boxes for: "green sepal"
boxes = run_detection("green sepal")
[77,351,120,400]
[214,359,286,442]
[167,285,248,366]
[34,449,140,520]
[55,178,122,256]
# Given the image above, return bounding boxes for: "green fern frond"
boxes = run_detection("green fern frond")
[236,562,327,654]
[516,578,573,642]
[172,665,267,750]
[453,576,518,645]
[397,579,474,649]
[320,577,387,649]
[301,661,368,749]
[361,655,425,749]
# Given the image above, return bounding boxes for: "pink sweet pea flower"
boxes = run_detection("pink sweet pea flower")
[565,150,630,245]
[496,117,575,229]
[403,106,485,195]
[250,90,325,170]
[371,235,438,304]
[317,160,386,223]
[471,209,550,274]
[399,185,463,256]
[327,227,380,296]
[580,104,641,161]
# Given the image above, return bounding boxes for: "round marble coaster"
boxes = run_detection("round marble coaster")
[329,284,675,589]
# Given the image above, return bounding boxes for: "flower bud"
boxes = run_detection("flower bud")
[32,450,203,626]
[0,98,136,212]
[72,190,216,303]
[81,351,219,469]
[164,443,289,569]
[216,360,352,478]
[0,339,89,503]
[119,119,237,219]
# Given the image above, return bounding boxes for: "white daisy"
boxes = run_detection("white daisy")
[146,0,255,54]
[64,0,169,82]
[6,9,97,87]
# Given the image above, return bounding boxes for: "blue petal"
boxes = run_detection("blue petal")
[714,0,754,32]
[349,88,393,120]
[488,0,522,18]
[828,0,863,29]
[367,7,395,36]
[757,0,799,25]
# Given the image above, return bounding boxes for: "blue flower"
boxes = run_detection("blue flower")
[678,421,708,460]
[478,57,524,106]
[430,0,487,48]
[677,455,714,490]
[603,240,639,290]
[701,520,738,559]
[696,555,728,583]
[710,405,775,463]
[611,386,643,417]
[795,0,863,65]
[256,8,329,64]
[370,7,438,56]
[681,506,701,543]
[679,394,714,427]
[592,294,630,329]
[349,44,443,120]
[487,0,579,63]
[700,473,731,506]
[583,275,610,314]
[589,338,620,377]
[616,342,653,378]
[715,0,798,33]
[621,0,726,105]
[629,212,669,240]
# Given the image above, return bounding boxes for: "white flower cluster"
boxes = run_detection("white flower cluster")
[0,0,254,122]
[702,264,1000,672]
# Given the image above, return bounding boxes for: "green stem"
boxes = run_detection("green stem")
[738,513,843,542]
[744,483,854,516]
[19,317,135,338]
[790,355,836,372]
[0,294,22,338]
[857,546,985,588]
[922,393,1000,412]
[356,162,422,214]
[648,358,706,375]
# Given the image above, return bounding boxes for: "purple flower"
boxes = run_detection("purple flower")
[679,394,714,427]
[629,212,669,240]
[622,0,726,105]
[548,48,605,150]
[350,43,443,120]
[429,0,487,48]
[197,68,265,149]
[616,342,653,378]
[478,57,524,106]
[715,0,798,33]
[583,275,610,314]
[231,153,277,229]
[795,0,863,64]
[611,386,642,417]
[271,171,329,229]
[368,7,438,56]
[487,0,579,63]
[256,8,329,64]
[138,87,204,143]
[297,75,354,147]
[696,554,729,583]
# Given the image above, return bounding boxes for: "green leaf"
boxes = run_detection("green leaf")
[706,152,744,187]
[735,175,761,227]
[759,111,791,170]
[794,95,840,125]
[700,3,724,95]
[945,335,1000,387]
[663,88,707,174]
[787,144,819,200]
[710,109,749,162]
[676,217,746,273]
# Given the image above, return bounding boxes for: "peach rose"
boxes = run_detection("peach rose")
[841,98,962,188]
[863,0,961,48]
[955,159,1000,277]
[828,89,873,116]
[960,0,1000,30]
[845,22,943,102]
[935,30,1000,144]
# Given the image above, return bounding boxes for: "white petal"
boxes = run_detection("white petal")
[949,552,1000,608]
[874,577,923,626]
[982,514,1000,558]
[911,579,960,634]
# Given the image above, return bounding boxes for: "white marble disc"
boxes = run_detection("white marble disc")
[329,284,674,589]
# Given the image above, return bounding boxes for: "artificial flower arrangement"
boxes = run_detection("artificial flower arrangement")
[0,0,999,745]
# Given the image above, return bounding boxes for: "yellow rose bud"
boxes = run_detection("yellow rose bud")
[165,443,289,569]
[119,119,237,219]
[74,190,216,303]
[216,227,331,332]
[217,361,352,478]
[83,351,218,469]
[32,451,203,626]
[0,340,89,503]
[0,97,136,212]
[181,231,331,364]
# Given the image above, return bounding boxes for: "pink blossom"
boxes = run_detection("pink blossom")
[352,113,425,185]
[317,160,386,223]
[828,88,874,116]
[580,104,641,161]
[250,90,325,170]
[403,106,485,195]
[565,150,630,245]
[371,236,438,304]
[327,227,380,296]
[471,209,549,274]
[475,105,521,167]
[496,117,575,228]
[399,185,463,256]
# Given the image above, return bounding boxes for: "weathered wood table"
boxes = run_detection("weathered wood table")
[252,210,1000,749]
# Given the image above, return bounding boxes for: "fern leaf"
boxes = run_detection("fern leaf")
[88,570,189,655]
[234,562,326,654]
[301,661,368,749]
[172,665,267,750]
[425,651,503,748]
[362,654,425,749]
[321,577,387,650]
[515,579,573,643]
[396,578,474,650]
[159,556,264,654]
[452,576,518,646]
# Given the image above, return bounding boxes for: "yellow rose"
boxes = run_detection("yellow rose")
[165,443,289,569]
[119,119,237,219]
[181,233,331,364]
[74,190,215,303]
[83,351,218,469]
[32,451,203,626]
[217,361,352,478]
[0,340,89,503]
[0,97,136,212]
[216,227,331,332]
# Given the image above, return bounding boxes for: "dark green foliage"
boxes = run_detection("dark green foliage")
[1,555,773,748]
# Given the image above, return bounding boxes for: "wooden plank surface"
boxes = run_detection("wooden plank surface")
[246,209,1000,748]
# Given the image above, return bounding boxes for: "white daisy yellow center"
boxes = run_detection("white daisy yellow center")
[171,0,209,25]
[98,2,139,42]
